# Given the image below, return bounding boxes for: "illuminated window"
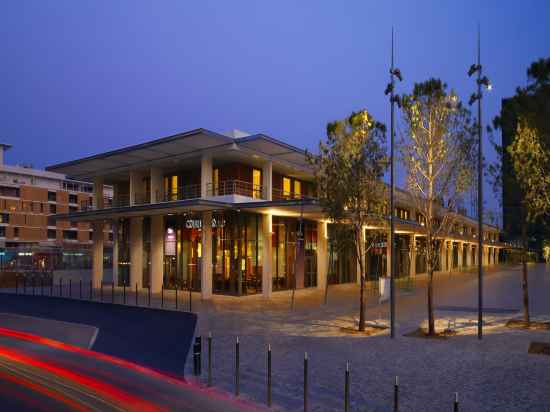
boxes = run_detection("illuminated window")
[252,169,261,198]
[294,180,301,198]
[283,177,291,198]
[170,176,178,200]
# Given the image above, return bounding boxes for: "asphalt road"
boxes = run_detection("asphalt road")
[0,326,262,412]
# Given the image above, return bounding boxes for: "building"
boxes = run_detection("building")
[47,128,504,298]
[0,143,112,272]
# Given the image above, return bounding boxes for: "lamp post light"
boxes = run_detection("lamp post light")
[385,28,403,339]
[467,27,491,340]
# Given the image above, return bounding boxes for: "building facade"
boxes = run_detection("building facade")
[47,129,504,298]
[0,144,112,272]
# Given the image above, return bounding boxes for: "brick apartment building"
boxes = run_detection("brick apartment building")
[0,144,112,272]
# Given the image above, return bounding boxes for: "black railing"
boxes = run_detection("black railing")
[207,180,263,199]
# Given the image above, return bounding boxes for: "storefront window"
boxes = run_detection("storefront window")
[213,212,262,295]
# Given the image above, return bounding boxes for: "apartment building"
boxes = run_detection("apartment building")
[47,128,505,298]
[0,144,112,271]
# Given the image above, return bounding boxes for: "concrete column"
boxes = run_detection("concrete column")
[457,242,463,269]
[262,160,273,201]
[409,234,416,276]
[440,240,447,273]
[151,167,163,203]
[93,177,104,209]
[262,214,273,298]
[201,155,213,198]
[130,217,143,289]
[317,221,328,291]
[464,244,471,267]
[150,215,164,293]
[201,211,213,299]
[112,221,119,286]
[482,246,488,266]
[92,221,104,288]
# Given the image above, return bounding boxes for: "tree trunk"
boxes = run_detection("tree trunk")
[427,264,435,336]
[522,221,530,324]
[359,274,365,331]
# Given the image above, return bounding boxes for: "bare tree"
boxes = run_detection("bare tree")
[400,79,476,335]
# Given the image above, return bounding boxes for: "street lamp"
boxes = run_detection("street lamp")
[467,27,491,340]
[385,28,403,339]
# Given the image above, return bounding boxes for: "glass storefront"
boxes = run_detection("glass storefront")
[164,214,202,290]
[272,216,317,290]
[212,212,263,295]
[327,224,357,284]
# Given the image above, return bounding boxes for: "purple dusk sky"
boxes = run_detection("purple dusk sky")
[2,1,550,219]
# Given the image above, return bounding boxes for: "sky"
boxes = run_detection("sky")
[2,0,550,220]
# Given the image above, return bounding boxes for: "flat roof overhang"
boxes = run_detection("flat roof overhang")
[46,128,315,183]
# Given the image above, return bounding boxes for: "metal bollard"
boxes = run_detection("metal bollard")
[123,282,126,304]
[32,278,35,296]
[51,279,54,296]
[161,284,164,308]
[112,282,114,303]
[69,279,72,298]
[60,278,63,297]
[267,344,272,407]
[41,278,44,296]
[175,286,178,310]
[23,278,26,294]
[189,285,192,313]
[135,283,138,306]
[207,332,212,387]
[454,392,459,412]
[148,285,151,307]
[80,279,82,299]
[235,337,240,396]
[344,362,350,412]
[90,279,93,300]
[15,277,18,295]
[100,282,104,302]
[304,352,309,412]
[193,336,202,376]
[394,376,399,412]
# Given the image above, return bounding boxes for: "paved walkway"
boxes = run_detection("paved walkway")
[187,264,550,411]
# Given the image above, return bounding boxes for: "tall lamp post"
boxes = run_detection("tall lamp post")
[467,27,491,340]
[385,29,403,339]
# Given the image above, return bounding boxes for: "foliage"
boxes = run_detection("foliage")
[399,78,476,335]
[308,110,388,331]
[507,117,550,221]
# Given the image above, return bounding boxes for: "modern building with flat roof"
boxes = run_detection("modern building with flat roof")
[47,128,504,298]
[0,144,112,272]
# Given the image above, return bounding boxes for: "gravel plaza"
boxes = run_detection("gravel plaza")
[183,264,550,411]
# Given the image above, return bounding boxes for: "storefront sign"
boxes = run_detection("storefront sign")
[184,218,225,229]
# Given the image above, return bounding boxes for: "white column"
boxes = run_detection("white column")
[112,221,119,286]
[262,213,273,298]
[201,155,213,198]
[440,240,447,273]
[130,217,143,289]
[262,160,273,201]
[92,221,104,288]
[150,215,164,293]
[409,234,416,276]
[317,221,328,291]
[464,244,471,267]
[457,242,463,269]
[201,211,213,299]
[93,177,104,209]
[150,167,163,203]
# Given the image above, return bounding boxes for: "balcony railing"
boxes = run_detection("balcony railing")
[78,195,128,212]
[158,184,201,202]
[272,188,307,201]
[207,180,263,199]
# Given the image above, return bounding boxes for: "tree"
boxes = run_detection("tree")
[489,57,550,323]
[309,110,387,331]
[399,79,476,336]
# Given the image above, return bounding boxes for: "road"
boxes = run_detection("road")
[0,326,262,412]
